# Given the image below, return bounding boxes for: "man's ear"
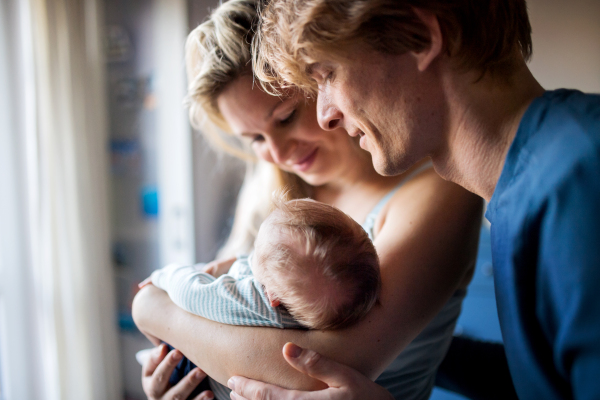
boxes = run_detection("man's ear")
[412,8,443,72]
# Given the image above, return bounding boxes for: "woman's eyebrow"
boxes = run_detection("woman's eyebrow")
[266,99,287,121]
[240,131,259,138]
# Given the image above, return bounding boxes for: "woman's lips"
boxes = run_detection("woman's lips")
[292,148,318,172]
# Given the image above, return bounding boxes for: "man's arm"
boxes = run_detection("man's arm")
[229,343,394,400]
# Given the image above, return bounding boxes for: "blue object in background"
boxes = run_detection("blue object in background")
[141,185,159,217]
[119,312,138,332]
[430,224,501,400]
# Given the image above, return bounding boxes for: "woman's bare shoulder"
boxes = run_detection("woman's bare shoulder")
[373,167,478,236]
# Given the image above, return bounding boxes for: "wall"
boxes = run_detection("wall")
[528,0,600,92]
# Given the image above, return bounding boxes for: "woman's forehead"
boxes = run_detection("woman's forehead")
[216,76,294,134]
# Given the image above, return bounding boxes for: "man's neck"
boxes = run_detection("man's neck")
[433,62,545,201]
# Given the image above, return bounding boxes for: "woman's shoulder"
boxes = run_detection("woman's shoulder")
[373,165,480,239]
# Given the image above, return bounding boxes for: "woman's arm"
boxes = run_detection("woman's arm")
[132,172,482,389]
[133,285,326,390]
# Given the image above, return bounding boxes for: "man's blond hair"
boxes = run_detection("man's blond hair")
[254,197,381,330]
[254,0,533,94]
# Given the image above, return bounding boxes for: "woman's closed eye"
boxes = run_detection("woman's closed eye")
[278,109,297,126]
[251,134,265,144]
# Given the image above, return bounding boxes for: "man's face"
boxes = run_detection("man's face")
[310,44,445,176]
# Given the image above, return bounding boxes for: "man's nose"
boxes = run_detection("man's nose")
[317,94,343,131]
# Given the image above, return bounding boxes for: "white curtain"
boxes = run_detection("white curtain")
[0,0,122,399]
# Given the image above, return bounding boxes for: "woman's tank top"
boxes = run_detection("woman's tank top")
[361,162,466,400]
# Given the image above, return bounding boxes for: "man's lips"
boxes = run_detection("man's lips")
[292,148,318,172]
[359,134,368,150]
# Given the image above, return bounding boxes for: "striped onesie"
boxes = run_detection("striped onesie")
[151,254,303,399]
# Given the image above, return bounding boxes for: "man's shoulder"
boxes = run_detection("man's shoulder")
[489,90,600,221]
[514,90,599,185]
[526,89,600,146]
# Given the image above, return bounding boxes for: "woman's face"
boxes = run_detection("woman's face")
[217,75,363,187]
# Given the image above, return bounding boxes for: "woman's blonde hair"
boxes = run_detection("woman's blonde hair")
[185,0,310,258]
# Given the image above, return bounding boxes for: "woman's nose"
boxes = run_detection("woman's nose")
[268,136,295,164]
[317,93,343,131]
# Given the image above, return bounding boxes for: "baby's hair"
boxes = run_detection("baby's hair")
[254,195,381,330]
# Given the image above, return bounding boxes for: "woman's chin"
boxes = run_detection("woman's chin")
[296,172,330,187]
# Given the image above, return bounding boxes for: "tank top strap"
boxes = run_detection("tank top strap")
[361,161,433,240]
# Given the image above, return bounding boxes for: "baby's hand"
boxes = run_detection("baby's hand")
[138,276,154,290]
[201,256,237,278]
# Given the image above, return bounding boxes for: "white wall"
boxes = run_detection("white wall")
[528,0,600,92]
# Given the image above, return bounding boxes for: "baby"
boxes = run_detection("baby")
[249,197,381,329]
[150,197,381,330]
[144,198,380,397]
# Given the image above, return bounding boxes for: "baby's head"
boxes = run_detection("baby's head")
[253,198,381,330]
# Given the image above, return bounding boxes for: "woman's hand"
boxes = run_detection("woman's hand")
[142,343,214,400]
[228,343,393,400]
[201,256,237,278]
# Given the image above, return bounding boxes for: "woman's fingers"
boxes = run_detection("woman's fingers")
[165,367,211,400]
[192,389,215,400]
[143,348,183,398]
[142,344,168,378]
[142,347,211,400]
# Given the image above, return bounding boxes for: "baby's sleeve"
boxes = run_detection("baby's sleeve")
[149,262,302,329]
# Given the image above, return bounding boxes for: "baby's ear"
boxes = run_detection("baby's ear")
[267,291,281,307]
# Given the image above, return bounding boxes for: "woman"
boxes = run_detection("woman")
[132,0,482,399]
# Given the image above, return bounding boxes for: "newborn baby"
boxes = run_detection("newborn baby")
[145,198,381,398]
[150,197,381,330]
[249,197,381,329]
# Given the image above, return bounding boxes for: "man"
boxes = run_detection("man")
[228,0,600,399]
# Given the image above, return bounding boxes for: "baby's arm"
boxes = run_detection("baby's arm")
[149,259,302,329]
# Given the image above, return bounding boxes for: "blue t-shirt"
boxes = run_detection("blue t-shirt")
[486,89,600,400]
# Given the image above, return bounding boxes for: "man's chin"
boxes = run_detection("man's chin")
[373,156,410,177]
